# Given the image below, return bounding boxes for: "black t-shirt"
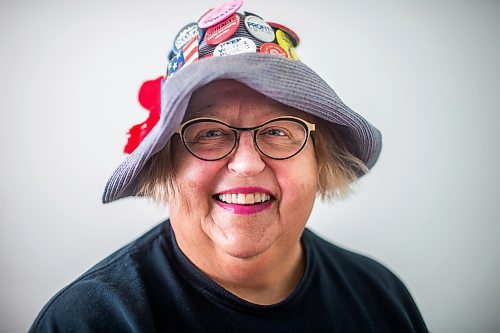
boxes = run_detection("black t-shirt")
[30,220,428,332]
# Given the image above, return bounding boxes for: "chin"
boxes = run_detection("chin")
[221,242,272,260]
[208,222,279,260]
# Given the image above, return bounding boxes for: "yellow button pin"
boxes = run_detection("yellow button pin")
[276,29,299,60]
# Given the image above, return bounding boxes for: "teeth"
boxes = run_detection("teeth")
[245,194,255,204]
[217,192,272,205]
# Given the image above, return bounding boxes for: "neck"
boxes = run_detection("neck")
[206,242,305,305]
[174,225,306,305]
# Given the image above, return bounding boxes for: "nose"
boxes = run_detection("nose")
[227,131,266,176]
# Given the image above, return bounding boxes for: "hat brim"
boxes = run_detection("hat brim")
[102,53,382,203]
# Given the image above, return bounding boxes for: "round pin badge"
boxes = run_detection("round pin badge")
[244,15,275,42]
[268,22,300,46]
[167,50,185,77]
[198,0,244,29]
[197,7,213,22]
[276,29,299,60]
[260,43,288,58]
[213,37,257,57]
[205,13,240,45]
[173,23,201,54]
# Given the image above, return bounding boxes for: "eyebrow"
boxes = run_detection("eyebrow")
[186,104,216,120]
[186,102,293,120]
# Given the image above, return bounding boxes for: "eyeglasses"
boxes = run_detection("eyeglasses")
[175,116,315,161]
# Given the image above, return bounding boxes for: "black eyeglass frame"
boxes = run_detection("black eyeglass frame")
[175,116,316,161]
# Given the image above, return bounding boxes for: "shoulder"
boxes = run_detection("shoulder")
[29,222,168,333]
[302,228,427,330]
[302,229,427,332]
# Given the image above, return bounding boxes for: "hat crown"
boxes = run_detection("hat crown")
[166,1,300,78]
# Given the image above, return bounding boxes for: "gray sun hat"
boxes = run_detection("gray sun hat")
[102,3,382,204]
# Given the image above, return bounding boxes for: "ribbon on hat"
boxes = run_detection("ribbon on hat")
[124,76,163,154]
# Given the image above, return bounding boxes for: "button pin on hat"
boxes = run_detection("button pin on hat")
[260,42,288,58]
[167,51,185,77]
[244,15,275,43]
[276,29,299,60]
[268,22,300,46]
[214,36,257,57]
[205,13,240,45]
[198,0,244,28]
[173,23,201,54]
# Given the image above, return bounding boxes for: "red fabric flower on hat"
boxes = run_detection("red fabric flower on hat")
[124,76,163,154]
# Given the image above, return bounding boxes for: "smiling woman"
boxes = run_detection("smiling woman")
[29,1,428,332]
[165,80,319,298]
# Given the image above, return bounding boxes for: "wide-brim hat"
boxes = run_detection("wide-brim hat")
[102,6,382,204]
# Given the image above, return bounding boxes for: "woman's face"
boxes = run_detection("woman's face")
[169,80,318,261]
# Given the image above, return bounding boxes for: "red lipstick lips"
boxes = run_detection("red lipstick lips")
[214,187,274,215]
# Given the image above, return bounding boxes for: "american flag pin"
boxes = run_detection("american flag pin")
[167,51,185,77]
[182,35,199,67]
[173,23,202,54]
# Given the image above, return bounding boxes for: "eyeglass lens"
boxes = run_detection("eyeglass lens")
[182,119,308,160]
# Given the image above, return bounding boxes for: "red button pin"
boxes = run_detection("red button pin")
[260,43,288,58]
[205,13,241,45]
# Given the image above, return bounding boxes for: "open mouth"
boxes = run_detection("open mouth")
[214,192,274,205]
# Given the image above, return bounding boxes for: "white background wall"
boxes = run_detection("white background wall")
[1,0,499,332]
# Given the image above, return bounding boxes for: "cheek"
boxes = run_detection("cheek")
[175,162,215,199]
[170,169,213,223]
[275,151,318,214]
[171,145,222,214]
[173,141,215,192]
[279,174,317,205]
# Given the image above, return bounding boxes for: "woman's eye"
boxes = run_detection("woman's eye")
[201,129,224,137]
[263,128,286,136]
